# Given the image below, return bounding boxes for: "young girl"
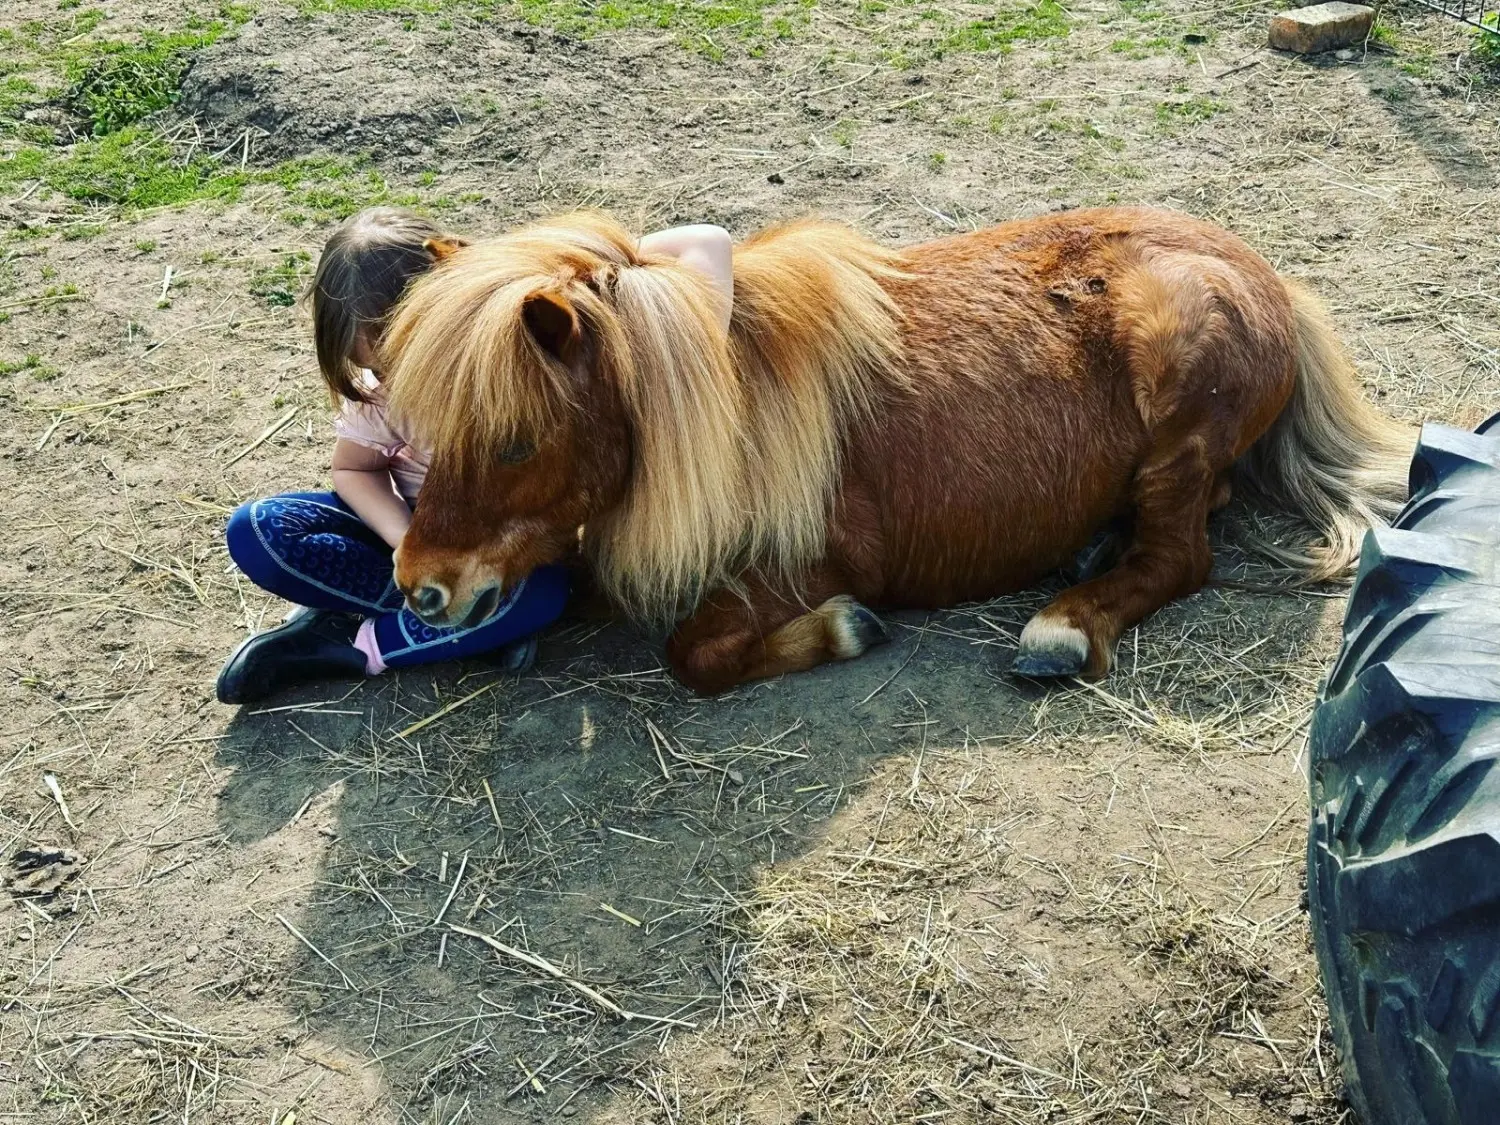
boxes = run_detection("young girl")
[216,207,733,705]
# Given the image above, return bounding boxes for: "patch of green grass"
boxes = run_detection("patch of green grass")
[0,348,58,380]
[0,353,45,377]
[1110,0,1213,57]
[65,23,236,135]
[134,238,157,252]
[880,46,915,69]
[526,0,802,54]
[295,0,802,54]
[2,6,251,144]
[1155,94,1224,127]
[296,0,453,11]
[1041,114,1102,138]
[2,130,465,230]
[1109,34,1172,58]
[937,0,1067,54]
[0,126,249,209]
[250,250,311,306]
[1,75,42,122]
[1372,11,1434,77]
[0,12,97,129]
[1477,13,1500,66]
[926,150,946,170]
[0,8,512,231]
[265,155,418,223]
[1398,50,1436,79]
[0,5,259,151]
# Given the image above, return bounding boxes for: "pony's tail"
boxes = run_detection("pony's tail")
[1233,281,1413,580]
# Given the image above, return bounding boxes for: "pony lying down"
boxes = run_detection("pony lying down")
[382,207,1410,696]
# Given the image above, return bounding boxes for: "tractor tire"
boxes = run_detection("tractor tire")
[1308,412,1500,1125]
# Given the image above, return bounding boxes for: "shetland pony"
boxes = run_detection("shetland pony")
[381,208,1409,695]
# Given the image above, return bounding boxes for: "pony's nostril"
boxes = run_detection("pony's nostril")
[412,585,449,616]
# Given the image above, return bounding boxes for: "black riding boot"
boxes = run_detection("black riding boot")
[216,611,368,705]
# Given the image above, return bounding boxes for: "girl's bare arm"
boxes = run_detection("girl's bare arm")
[331,438,412,550]
[639,224,734,332]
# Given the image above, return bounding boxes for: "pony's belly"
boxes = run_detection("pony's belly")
[838,420,1137,610]
[873,515,1101,608]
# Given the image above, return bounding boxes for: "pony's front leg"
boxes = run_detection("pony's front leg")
[1015,438,1217,678]
[665,573,891,696]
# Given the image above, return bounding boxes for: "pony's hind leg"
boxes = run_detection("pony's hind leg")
[1015,436,1217,678]
[666,578,890,696]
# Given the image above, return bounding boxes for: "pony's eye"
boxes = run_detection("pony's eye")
[500,439,535,465]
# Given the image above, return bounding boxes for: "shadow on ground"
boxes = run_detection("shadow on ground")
[213,525,1329,1123]
[1295,50,1496,191]
[214,598,1025,1120]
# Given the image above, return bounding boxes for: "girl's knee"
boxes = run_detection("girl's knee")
[226,494,310,585]
[225,498,266,572]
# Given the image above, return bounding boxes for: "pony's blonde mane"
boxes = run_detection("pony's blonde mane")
[385,211,907,622]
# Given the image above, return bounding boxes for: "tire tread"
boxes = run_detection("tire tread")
[1309,420,1500,1125]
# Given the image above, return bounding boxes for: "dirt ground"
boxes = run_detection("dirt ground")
[2,0,1498,1122]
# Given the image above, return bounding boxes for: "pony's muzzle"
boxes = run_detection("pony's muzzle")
[405,580,506,631]
[409,584,450,621]
[459,583,503,630]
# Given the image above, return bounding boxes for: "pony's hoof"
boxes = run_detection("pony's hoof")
[1012,649,1085,678]
[1013,616,1089,678]
[850,603,892,650]
[823,596,891,660]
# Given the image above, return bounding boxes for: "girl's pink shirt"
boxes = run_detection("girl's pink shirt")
[331,371,429,504]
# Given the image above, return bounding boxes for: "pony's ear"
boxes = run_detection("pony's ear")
[521,289,581,366]
[423,237,465,262]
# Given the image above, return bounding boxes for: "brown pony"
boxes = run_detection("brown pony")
[381,208,1409,695]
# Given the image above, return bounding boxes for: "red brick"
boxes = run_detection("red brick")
[1268,2,1375,55]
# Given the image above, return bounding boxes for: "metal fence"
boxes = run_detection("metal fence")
[1410,0,1499,32]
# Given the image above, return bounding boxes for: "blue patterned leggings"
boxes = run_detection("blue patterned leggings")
[226,492,569,669]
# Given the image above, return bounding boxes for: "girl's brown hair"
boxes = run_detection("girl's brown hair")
[310,207,466,404]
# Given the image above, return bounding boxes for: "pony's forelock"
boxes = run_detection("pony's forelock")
[383,213,641,464]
